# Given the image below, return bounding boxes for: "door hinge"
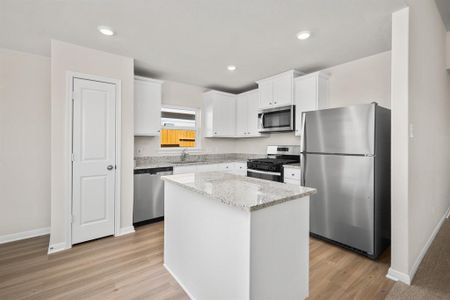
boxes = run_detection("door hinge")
[71,153,76,162]
[70,214,75,224]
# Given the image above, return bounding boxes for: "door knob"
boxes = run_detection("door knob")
[107,165,114,170]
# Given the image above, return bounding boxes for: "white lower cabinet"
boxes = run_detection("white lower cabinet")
[232,162,247,176]
[173,165,198,174]
[173,162,247,175]
[283,167,301,185]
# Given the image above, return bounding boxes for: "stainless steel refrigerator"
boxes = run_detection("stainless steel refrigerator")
[300,103,391,259]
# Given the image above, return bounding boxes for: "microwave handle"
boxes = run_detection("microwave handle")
[259,113,265,129]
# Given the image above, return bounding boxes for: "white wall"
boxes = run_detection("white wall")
[135,80,236,157]
[0,48,51,240]
[235,51,392,154]
[50,40,134,248]
[323,51,391,109]
[389,7,410,283]
[389,0,450,284]
[406,0,450,280]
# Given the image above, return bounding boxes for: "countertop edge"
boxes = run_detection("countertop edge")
[162,174,317,211]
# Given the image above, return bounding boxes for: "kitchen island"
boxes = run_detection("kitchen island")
[162,172,316,300]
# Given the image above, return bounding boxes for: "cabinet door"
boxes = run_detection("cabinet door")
[294,75,318,136]
[232,162,247,176]
[236,94,248,136]
[197,164,218,172]
[272,74,293,106]
[173,165,197,174]
[134,80,162,136]
[213,94,236,136]
[246,90,261,136]
[258,80,273,108]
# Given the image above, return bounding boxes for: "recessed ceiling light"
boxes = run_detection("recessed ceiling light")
[97,26,115,36]
[296,30,311,40]
[227,65,237,71]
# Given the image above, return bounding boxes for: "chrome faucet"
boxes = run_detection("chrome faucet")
[180,149,189,162]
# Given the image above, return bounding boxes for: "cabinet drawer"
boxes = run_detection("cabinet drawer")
[233,162,247,170]
[173,165,197,174]
[284,168,301,180]
[284,178,300,185]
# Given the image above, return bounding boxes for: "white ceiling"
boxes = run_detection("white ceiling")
[435,0,450,30]
[0,0,405,92]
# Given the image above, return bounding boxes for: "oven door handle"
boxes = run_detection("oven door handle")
[247,169,281,176]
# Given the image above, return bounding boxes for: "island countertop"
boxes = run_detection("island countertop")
[162,171,316,211]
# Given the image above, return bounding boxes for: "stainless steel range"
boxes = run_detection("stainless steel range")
[247,145,300,182]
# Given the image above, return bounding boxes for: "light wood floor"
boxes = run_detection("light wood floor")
[0,222,394,299]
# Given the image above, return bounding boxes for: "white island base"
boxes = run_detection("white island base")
[163,173,312,300]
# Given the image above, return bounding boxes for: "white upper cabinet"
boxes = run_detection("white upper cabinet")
[272,73,293,106]
[294,72,329,136]
[236,89,261,137]
[246,90,261,136]
[256,70,301,109]
[236,93,248,136]
[258,81,273,108]
[134,76,163,136]
[203,91,236,137]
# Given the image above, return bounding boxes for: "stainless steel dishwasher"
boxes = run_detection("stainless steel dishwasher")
[133,166,173,225]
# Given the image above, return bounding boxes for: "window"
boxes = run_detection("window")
[160,106,198,149]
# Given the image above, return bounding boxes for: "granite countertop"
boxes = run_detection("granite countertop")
[162,172,316,211]
[134,153,263,170]
[283,163,301,170]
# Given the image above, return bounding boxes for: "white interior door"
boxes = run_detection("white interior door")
[72,77,116,244]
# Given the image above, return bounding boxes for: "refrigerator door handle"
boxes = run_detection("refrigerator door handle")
[300,153,306,186]
[300,112,306,152]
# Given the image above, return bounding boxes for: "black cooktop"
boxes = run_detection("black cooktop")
[247,155,300,173]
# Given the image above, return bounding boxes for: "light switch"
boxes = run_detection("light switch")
[409,123,414,138]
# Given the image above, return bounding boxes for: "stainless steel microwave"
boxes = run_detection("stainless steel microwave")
[258,105,295,133]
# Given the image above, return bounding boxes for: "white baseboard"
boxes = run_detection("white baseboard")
[0,227,50,244]
[409,205,450,281]
[115,226,135,237]
[387,205,450,285]
[48,242,71,254]
[386,268,411,285]
[164,264,197,300]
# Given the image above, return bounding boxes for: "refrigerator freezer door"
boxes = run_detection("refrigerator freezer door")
[305,153,374,254]
[302,104,375,155]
